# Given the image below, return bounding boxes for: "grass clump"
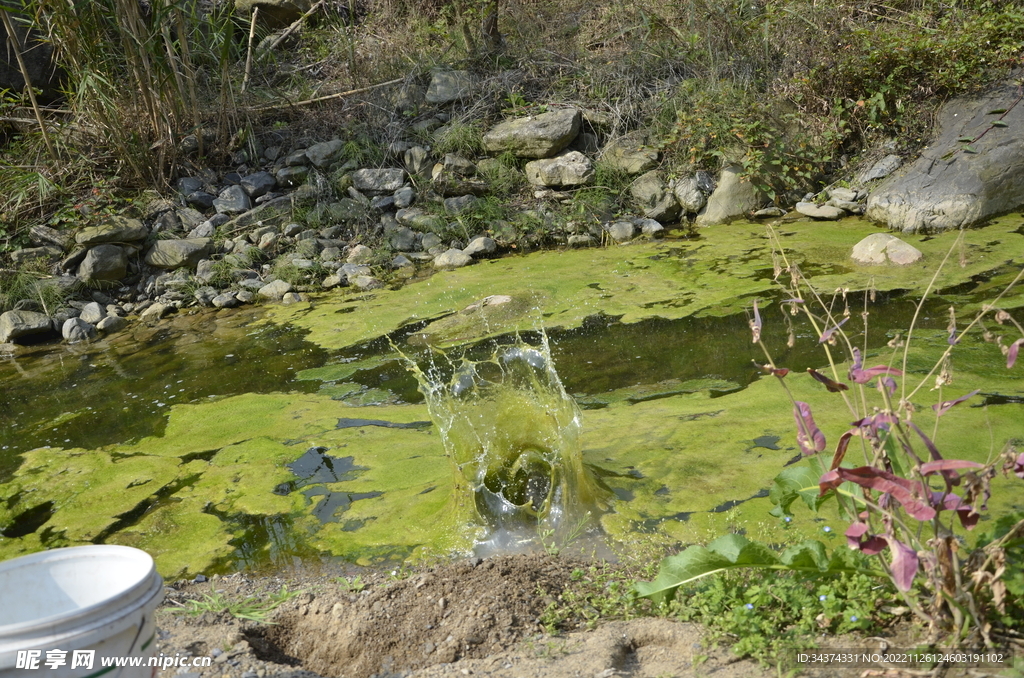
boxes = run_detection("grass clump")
[180,586,300,623]
[433,120,485,158]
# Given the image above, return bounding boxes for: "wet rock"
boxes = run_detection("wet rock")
[77,244,128,285]
[463,236,497,258]
[753,206,786,218]
[79,301,106,325]
[240,171,276,198]
[695,165,760,226]
[350,275,384,290]
[213,185,251,215]
[567,234,596,247]
[212,292,240,308]
[851,233,923,265]
[186,191,216,210]
[96,315,128,334]
[389,226,418,251]
[601,137,658,174]
[857,154,902,183]
[276,165,309,188]
[193,286,218,307]
[605,221,635,243]
[828,187,860,202]
[145,238,213,270]
[525,151,594,187]
[671,176,706,214]
[235,290,255,304]
[62,317,97,343]
[630,171,680,223]
[795,202,846,220]
[425,70,475,104]
[282,292,303,304]
[305,139,345,169]
[258,279,293,300]
[434,248,472,269]
[635,218,665,238]
[420,233,443,251]
[347,244,374,264]
[0,310,53,343]
[76,217,148,246]
[482,108,581,158]
[352,168,406,194]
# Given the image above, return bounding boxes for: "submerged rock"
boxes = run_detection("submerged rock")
[851,233,923,265]
[62,317,97,343]
[795,202,846,220]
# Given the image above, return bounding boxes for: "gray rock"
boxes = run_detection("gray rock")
[347,244,374,264]
[752,206,786,218]
[189,221,216,238]
[434,248,473,269]
[240,171,276,198]
[11,246,62,265]
[420,233,443,251]
[258,279,293,300]
[238,278,265,291]
[325,199,366,223]
[321,272,346,289]
[212,292,240,308]
[152,210,182,233]
[79,301,106,325]
[601,138,659,174]
[76,217,148,246]
[867,77,1024,232]
[605,221,636,243]
[463,236,497,257]
[404,146,432,176]
[795,202,846,220]
[78,244,128,285]
[635,218,665,237]
[282,222,304,237]
[305,139,345,169]
[213,185,251,215]
[390,226,418,251]
[145,238,212,270]
[186,191,216,210]
[276,165,309,188]
[350,275,384,290]
[321,246,341,261]
[444,195,479,214]
[671,176,707,213]
[96,315,128,334]
[0,310,54,343]
[482,109,581,158]
[525,151,594,187]
[857,154,903,183]
[567,234,596,247]
[177,176,204,194]
[29,224,70,249]
[425,70,475,104]
[392,254,413,268]
[340,263,372,278]
[140,302,173,321]
[851,233,923,266]
[396,208,445,232]
[285,149,309,166]
[352,168,406,194]
[193,286,218,307]
[828,187,859,202]
[394,186,415,208]
[294,238,321,258]
[282,292,303,304]
[630,171,681,223]
[235,290,255,304]
[62,317,97,343]
[828,199,864,214]
[695,165,761,226]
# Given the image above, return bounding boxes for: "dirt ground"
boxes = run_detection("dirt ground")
[152,554,1003,678]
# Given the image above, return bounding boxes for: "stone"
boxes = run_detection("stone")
[77,244,128,284]
[350,275,384,290]
[567,234,596,247]
[425,70,475,104]
[671,176,707,213]
[282,222,304,237]
[282,292,303,304]
[404,146,432,175]
[29,224,69,250]
[601,138,659,174]
[189,221,216,239]
[213,185,251,215]
[867,77,1024,232]
[186,191,216,210]
[177,176,204,194]
[695,165,761,226]
[321,272,345,289]
[11,246,62,265]
[605,221,636,243]
[62,317,96,343]
[240,171,276,198]
[443,195,479,214]
[276,165,309,188]
[79,301,106,325]
[96,315,128,334]
[389,226,418,251]
[851,233,923,266]
[235,0,311,27]
[321,246,341,261]
[857,154,903,184]
[795,202,846,220]
[635,218,665,238]
[347,244,374,264]
[212,292,240,308]
[394,186,415,208]
[258,279,293,300]
[144,238,212,270]
[294,238,320,258]
[525,151,594,187]
[433,248,473,269]
[0,310,54,343]
[352,168,406,194]
[305,139,345,169]
[340,263,372,278]
[482,109,581,158]
[420,233,443,251]
[753,206,786,218]
[828,187,859,202]
[75,217,147,246]
[463,236,497,257]
[235,290,255,304]
[396,208,445,233]
[630,171,681,223]
[193,286,218,307]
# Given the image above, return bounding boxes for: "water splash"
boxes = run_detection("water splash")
[398,332,609,552]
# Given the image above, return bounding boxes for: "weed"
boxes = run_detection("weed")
[180,586,300,623]
[433,120,484,158]
[337,575,366,593]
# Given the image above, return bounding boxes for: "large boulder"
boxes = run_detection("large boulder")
[77,244,128,285]
[0,310,53,344]
[482,109,581,158]
[144,238,212,270]
[630,171,680,223]
[524,151,594,187]
[866,77,1024,233]
[75,217,147,246]
[695,165,760,226]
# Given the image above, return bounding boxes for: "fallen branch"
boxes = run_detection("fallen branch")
[248,78,405,113]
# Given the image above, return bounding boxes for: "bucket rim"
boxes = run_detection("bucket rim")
[0,545,159,636]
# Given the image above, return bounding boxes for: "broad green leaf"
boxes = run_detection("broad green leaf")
[964,145,979,154]
[769,456,831,517]
[988,108,1007,114]
[991,121,1008,128]
[958,136,975,143]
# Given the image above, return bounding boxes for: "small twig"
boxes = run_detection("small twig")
[241,7,258,94]
[248,78,405,113]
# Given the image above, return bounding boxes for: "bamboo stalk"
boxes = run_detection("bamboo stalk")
[0,9,57,161]
[249,77,404,112]
[241,6,258,94]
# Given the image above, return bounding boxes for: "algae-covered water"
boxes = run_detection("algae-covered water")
[2,217,1023,577]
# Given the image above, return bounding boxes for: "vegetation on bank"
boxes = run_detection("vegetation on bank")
[2,0,1024,255]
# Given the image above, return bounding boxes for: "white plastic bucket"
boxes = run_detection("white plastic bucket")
[0,545,164,678]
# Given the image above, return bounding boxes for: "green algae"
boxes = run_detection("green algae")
[265,217,1024,351]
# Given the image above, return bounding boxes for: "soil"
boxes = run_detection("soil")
[154,553,771,678]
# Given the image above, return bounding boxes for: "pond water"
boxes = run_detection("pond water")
[2,218,1023,577]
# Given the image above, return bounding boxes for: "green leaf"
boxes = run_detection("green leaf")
[991,120,1008,128]
[768,456,831,517]
[964,145,979,154]
[958,136,975,143]
[988,109,1007,114]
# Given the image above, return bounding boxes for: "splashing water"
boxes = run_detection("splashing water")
[398,332,610,553]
